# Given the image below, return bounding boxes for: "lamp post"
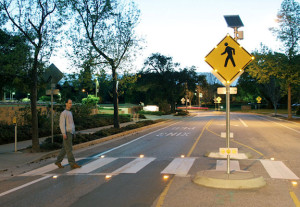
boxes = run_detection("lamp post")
[12,92,15,101]
[95,79,99,98]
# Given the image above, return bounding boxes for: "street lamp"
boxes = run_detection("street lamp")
[95,79,99,98]
[82,89,88,97]
[12,92,15,100]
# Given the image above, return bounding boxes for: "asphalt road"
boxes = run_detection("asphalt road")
[0,111,300,207]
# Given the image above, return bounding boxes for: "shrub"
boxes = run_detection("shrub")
[82,95,99,105]
[175,110,189,116]
[22,98,30,102]
[138,110,163,116]
[296,106,300,116]
[40,135,62,151]
[94,127,125,138]
[72,103,93,118]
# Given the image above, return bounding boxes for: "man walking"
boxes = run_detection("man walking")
[55,99,81,169]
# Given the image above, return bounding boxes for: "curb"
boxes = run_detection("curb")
[192,170,266,189]
[34,119,173,162]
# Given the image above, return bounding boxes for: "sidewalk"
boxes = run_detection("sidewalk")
[271,113,300,120]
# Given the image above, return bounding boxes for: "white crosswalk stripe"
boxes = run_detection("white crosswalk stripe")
[21,159,68,176]
[112,157,155,174]
[68,157,117,174]
[260,160,299,180]
[161,158,196,177]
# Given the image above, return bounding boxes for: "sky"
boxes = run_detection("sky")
[50,0,288,74]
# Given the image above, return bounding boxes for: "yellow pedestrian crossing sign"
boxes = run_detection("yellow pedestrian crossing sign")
[205,34,254,85]
[256,96,262,103]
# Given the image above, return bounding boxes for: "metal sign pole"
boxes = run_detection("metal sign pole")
[51,83,55,144]
[226,83,231,174]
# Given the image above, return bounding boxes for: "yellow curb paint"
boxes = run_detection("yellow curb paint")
[290,192,300,207]
[156,120,212,207]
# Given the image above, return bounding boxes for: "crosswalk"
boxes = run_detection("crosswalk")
[19,157,299,180]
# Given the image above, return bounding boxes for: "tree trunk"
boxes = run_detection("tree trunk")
[288,83,292,119]
[31,50,40,152]
[274,103,277,116]
[170,102,175,113]
[112,66,120,128]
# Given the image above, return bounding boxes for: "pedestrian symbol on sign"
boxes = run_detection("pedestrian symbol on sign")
[221,42,236,67]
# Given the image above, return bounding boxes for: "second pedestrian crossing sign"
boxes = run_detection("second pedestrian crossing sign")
[205,34,254,85]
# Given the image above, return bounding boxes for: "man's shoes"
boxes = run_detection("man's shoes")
[71,163,82,169]
[55,162,64,168]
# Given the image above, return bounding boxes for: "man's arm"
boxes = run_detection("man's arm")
[59,111,67,139]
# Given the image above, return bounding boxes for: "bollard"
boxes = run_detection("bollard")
[13,117,17,152]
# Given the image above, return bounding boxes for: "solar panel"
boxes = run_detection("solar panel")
[224,15,244,28]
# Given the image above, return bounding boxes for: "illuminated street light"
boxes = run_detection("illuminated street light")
[82,89,88,97]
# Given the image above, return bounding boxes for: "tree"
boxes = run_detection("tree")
[236,71,261,104]
[67,0,141,128]
[270,0,300,119]
[139,53,202,112]
[247,46,288,114]
[1,0,64,151]
[0,29,31,100]
[141,53,179,112]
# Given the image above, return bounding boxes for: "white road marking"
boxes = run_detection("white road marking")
[67,157,117,174]
[92,121,183,158]
[157,132,190,137]
[112,157,155,174]
[161,158,196,176]
[260,160,299,179]
[239,118,248,127]
[216,160,240,171]
[20,159,68,176]
[0,175,52,197]
[258,116,300,134]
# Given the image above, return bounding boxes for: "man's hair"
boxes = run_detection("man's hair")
[65,99,72,103]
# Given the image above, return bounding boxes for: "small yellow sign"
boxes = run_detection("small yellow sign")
[216,97,222,103]
[219,148,238,156]
[205,34,254,85]
[13,117,17,125]
[256,96,262,103]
